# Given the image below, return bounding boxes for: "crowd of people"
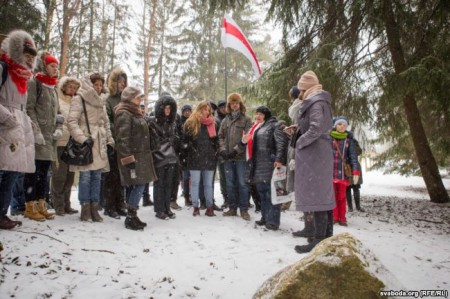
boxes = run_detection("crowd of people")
[0,29,365,253]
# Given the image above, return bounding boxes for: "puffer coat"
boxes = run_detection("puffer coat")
[247,117,288,184]
[0,65,35,173]
[115,109,157,186]
[183,124,218,171]
[67,77,114,172]
[56,76,80,147]
[27,78,59,161]
[294,91,335,212]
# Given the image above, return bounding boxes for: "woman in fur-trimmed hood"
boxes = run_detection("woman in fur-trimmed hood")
[0,30,37,229]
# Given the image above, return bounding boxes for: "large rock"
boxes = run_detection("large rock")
[253,233,402,299]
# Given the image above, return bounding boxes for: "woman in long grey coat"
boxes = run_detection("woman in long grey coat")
[67,75,114,222]
[294,70,334,253]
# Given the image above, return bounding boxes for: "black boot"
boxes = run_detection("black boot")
[295,211,328,253]
[142,193,153,207]
[354,188,365,212]
[184,194,192,207]
[125,208,145,230]
[346,187,353,212]
[292,212,315,238]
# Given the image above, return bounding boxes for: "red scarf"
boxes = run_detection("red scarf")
[200,115,216,137]
[0,54,33,94]
[35,72,58,87]
[246,122,262,160]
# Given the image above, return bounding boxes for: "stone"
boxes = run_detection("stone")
[253,233,402,299]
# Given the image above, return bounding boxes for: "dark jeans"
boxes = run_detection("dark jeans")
[103,151,125,211]
[181,170,190,197]
[153,164,176,213]
[224,160,249,211]
[127,184,145,209]
[10,173,25,214]
[24,160,51,202]
[255,182,281,226]
[0,170,20,218]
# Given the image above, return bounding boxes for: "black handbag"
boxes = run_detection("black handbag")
[60,98,93,166]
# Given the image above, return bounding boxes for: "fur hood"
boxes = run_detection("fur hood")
[154,94,177,124]
[1,30,37,70]
[57,76,81,99]
[107,67,127,96]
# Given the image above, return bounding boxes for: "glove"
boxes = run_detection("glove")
[125,162,136,170]
[34,132,45,145]
[83,137,94,148]
[219,150,228,159]
[52,128,63,140]
[228,149,238,159]
[107,144,115,157]
[55,114,65,125]
[3,115,19,128]
[352,175,359,185]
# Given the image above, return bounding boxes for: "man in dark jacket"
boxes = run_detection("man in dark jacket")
[180,104,192,206]
[218,93,252,220]
[148,94,179,220]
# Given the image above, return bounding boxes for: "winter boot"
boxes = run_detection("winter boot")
[24,201,44,221]
[104,208,120,219]
[170,201,182,211]
[240,210,251,221]
[37,199,55,219]
[90,203,103,222]
[193,207,200,216]
[166,209,176,219]
[212,200,223,211]
[116,197,127,217]
[354,189,365,212]
[64,206,78,214]
[223,208,237,216]
[294,211,328,254]
[0,217,20,229]
[292,212,315,238]
[346,187,353,212]
[255,218,266,226]
[125,208,145,230]
[205,207,216,217]
[80,203,92,222]
[281,201,292,211]
[142,193,153,207]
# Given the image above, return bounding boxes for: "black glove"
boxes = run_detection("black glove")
[220,150,229,159]
[107,144,115,157]
[125,162,136,170]
[228,149,238,159]
[84,137,94,148]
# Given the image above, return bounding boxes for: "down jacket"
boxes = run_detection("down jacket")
[247,117,288,184]
[294,91,335,212]
[0,65,35,173]
[115,109,157,186]
[56,76,80,147]
[218,112,252,161]
[67,76,114,172]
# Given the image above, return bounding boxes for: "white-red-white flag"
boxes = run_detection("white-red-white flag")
[221,14,261,78]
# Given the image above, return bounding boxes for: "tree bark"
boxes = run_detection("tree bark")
[60,0,81,77]
[381,0,449,203]
[43,0,57,51]
[144,0,157,103]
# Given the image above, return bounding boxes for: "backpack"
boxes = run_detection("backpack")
[0,61,42,101]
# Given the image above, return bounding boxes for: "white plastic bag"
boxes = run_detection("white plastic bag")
[271,166,291,205]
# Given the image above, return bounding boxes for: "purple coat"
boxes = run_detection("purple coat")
[294,91,335,212]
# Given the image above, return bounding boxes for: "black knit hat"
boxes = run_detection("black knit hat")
[290,86,300,99]
[256,106,272,120]
[218,99,226,107]
[181,104,192,113]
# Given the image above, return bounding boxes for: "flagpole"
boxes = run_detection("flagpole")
[224,47,228,102]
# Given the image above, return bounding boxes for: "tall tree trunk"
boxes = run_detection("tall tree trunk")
[43,0,57,51]
[60,0,81,77]
[88,0,94,70]
[111,0,117,70]
[157,24,164,96]
[382,0,449,203]
[144,0,157,101]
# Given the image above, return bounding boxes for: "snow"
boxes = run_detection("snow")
[1,171,449,298]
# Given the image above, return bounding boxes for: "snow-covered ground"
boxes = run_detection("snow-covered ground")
[1,171,449,298]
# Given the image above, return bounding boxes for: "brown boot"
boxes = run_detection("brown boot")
[223,208,237,216]
[205,207,216,217]
[240,210,251,221]
[90,203,103,222]
[24,201,45,221]
[0,217,18,229]
[80,203,91,222]
[37,199,55,219]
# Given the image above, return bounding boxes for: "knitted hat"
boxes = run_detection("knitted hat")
[218,99,226,107]
[256,105,272,120]
[298,71,319,90]
[121,86,144,102]
[208,100,217,111]
[289,86,300,99]
[44,54,59,66]
[181,104,192,113]
[333,116,349,128]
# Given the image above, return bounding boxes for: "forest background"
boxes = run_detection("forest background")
[0,0,448,203]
